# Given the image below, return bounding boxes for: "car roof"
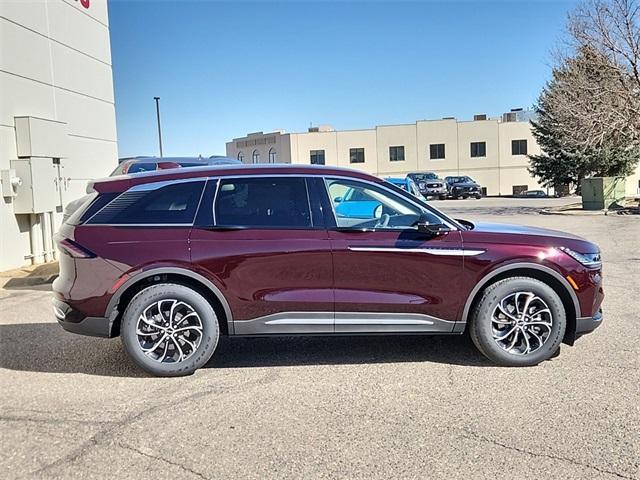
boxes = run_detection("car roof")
[90,163,384,193]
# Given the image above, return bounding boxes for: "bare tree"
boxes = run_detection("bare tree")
[529,1,640,192]
[568,0,640,138]
[569,0,640,89]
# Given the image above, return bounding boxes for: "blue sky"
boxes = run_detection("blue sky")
[109,0,576,158]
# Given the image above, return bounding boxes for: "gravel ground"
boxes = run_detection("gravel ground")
[1,197,638,479]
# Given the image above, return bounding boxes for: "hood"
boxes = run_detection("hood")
[451,181,479,187]
[472,222,583,239]
[465,222,599,253]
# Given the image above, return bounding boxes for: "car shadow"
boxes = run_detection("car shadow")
[0,322,491,378]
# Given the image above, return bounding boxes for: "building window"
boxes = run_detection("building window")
[349,148,365,164]
[238,152,244,162]
[389,146,405,162]
[470,142,486,158]
[512,139,527,155]
[252,150,260,164]
[310,150,325,165]
[268,148,277,163]
[429,144,445,160]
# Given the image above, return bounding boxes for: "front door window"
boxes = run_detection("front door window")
[325,178,440,230]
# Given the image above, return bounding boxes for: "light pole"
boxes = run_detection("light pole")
[153,96,163,157]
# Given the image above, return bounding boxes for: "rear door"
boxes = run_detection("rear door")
[189,176,334,335]
[322,177,466,333]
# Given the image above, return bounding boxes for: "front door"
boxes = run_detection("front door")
[189,176,334,335]
[323,177,466,334]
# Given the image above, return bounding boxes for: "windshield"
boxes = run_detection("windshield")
[449,176,475,184]
[410,173,438,181]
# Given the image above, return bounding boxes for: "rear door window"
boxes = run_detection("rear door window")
[214,177,313,228]
[86,180,206,225]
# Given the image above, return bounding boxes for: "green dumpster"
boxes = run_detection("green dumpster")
[581,177,626,210]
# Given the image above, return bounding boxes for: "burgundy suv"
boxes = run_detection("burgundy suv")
[53,165,603,376]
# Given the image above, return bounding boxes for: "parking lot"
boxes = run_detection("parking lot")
[1,197,638,480]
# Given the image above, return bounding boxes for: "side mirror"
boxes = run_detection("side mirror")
[334,196,343,203]
[416,215,450,236]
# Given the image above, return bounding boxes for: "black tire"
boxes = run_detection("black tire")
[462,194,469,199]
[469,277,566,366]
[474,194,482,199]
[121,283,219,376]
[439,195,446,200]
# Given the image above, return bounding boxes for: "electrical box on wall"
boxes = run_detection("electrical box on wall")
[10,158,59,214]
[1,169,22,198]
[14,117,68,159]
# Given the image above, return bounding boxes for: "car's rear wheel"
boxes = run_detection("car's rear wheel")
[474,194,482,199]
[469,277,565,366]
[121,283,219,376]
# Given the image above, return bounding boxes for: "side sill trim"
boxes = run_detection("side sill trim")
[233,311,456,335]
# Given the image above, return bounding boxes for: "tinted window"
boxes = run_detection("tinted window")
[470,142,486,158]
[127,163,158,174]
[349,148,365,163]
[389,146,405,162]
[310,150,325,165]
[87,180,206,225]
[511,139,527,155]
[215,177,313,228]
[429,144,445,159]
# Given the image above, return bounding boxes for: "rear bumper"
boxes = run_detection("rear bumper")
[575,309,603,338]
[53,298,112,338]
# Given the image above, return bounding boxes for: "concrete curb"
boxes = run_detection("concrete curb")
[0,262,59,289]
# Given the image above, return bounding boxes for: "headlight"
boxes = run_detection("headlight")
[559,247,601,268]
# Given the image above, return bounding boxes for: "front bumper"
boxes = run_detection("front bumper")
[451,187,480,196]
[422,187,448,196]
[53,298,112,338]
[575,309,603,338]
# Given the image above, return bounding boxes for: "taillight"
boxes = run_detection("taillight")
[59,239,96,259]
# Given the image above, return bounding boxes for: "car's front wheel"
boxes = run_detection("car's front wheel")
[121,283,220,376]
[469,277,566,366]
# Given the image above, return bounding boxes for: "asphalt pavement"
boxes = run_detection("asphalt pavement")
[1,197,638,479]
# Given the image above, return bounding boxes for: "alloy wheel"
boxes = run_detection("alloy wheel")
[491,291,553,355]
[136,299,203,363]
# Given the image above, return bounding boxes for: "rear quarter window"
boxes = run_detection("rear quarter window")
[86,180,206,225]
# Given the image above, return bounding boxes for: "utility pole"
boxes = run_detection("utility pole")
[154,96,163,157]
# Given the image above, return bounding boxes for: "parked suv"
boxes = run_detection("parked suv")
[53,165,603,376]
[445,175,482,199]
[406,172,447,199]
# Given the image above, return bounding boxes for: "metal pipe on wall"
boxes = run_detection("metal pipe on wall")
[50,211,58,260]
[28,214,44,265]
[42,212,52,263]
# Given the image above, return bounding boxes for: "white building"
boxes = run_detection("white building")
[227,111,640,198]
[0,0,117,271]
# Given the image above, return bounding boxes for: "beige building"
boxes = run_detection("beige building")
[0,0,117,270]
[227,112,640,198]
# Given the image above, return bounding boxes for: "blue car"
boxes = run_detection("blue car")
[385,177,427,201]
[334,178,427,219]
[334,187,382,218]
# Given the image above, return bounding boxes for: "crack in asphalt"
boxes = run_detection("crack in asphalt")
[118,443,210,480]
[0,415,117,426]
[28,372,279,478]
[462,429,637,480]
